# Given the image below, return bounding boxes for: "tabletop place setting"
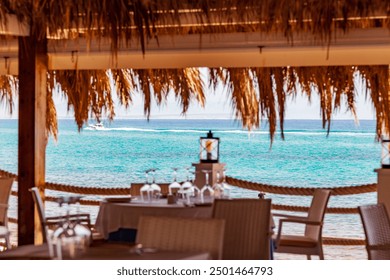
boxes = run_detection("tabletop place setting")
[121,166,233,207]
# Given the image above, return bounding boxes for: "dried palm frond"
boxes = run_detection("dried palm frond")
[46,73,58,140]
[136,69,154,117]
[169,68,205,114]
[49,69,113,130]
[2,0,387,55]
[359,65,390,139]
[48,65,388,142]
[209,67,228,92]
[208,65,387,143]
[1,64,389,143]
[0,1,10,29]
[272,67,292,140]
[294,66,360,134]
[111,69,136,108]
[225,68,260,131]
[45,67,205,130]
[253,67,277,141]
[131,68,205,117]
[0,75,17,114]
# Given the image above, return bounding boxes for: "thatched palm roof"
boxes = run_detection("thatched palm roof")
[2,1,389,52]
[0,1,389,141]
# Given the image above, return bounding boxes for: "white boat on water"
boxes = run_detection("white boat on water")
[88,122,104,130]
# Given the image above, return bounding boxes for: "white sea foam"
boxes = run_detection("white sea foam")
[283,131,375,137]
[83,126,375,137]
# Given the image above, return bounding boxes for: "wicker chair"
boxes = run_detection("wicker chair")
[30,187,92,243]
[274,189,331,260]
[212,198,272,260]
[0,178,13,249]
[358,203,390,260]
[136,216,225,259]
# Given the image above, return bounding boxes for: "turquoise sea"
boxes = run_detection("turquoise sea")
[0,118,380,187]
[0,118,381,257]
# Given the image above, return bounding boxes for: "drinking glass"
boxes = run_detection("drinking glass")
[200,170,214,203]
[221,168,232,198]
[168,167,182,195]
[190,171,201,199]
[149,168,161,199]
[180,167,193,203]
[51,196,91,259]
[212,171,224,199]
[140,169,152,202]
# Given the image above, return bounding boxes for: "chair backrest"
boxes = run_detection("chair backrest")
[305,189,331,240]
[212,198,272,260]
[358,203,390,260]
[0,177,14,226]
[136,216,225,260]
[30,187,49,243]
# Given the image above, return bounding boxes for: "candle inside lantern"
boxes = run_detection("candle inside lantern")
[206,140,213,160]
[200,130,219,163]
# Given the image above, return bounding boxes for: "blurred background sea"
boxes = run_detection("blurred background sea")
[0,118,380,259]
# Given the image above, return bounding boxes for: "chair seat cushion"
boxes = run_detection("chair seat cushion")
[278,235,318,248]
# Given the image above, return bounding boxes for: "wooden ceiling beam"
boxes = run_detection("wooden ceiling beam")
[1,28,389,74]
[47,45,390,70]
[0,14,30,36]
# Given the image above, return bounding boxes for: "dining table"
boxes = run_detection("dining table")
[0,243,210,260]
[94,197,213,242]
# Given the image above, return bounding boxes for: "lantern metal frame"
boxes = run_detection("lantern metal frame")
[381,138,390,168]
[199,130,220,163]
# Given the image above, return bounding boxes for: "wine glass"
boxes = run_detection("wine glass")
[221,168,232,198]
[51,195,91,259]
[200,170,214,203]
[180,167,193,203]
[212,171,224,199]
[190,171,201,199]
[149,168,161,199]
[140,169,152,202]
[168,167,182,195]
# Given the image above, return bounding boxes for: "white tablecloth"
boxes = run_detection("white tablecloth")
[95,199,213,239]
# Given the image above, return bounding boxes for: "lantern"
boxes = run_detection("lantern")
[382,137,390,168]
[200,130,220,163]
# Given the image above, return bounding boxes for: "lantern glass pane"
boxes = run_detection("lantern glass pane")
[200,138,219,161]
[382,140,390,168]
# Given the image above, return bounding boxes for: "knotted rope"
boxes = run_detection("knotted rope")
[1,168,377,196]
[45,182,131,195]
[225,176,377,196]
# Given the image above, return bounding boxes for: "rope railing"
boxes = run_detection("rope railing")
[45,195,101,206]
[272,203,359,214]
[225,176,377,196]
[0,169,17,180]
[323,237,365,246]
[1,168,373,246]
[1,169,377,197]
[45,182,131,196]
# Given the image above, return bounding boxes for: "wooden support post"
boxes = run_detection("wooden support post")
[18,33,47,245]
